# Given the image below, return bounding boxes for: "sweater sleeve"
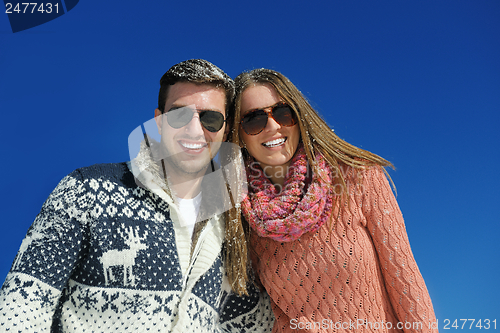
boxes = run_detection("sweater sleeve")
[362,166,438,332]
[0,170,89,331]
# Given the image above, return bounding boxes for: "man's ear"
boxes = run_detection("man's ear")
[154,108,163,135]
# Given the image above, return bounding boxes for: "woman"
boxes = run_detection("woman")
[229,68,438,332]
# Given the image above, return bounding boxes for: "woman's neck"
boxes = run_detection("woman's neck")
[259,162,291,187]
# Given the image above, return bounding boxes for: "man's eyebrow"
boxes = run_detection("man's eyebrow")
[167,104,192,111]
[168,104,224,113]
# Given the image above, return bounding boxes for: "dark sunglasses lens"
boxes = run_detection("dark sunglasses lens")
[200,111,225,132]
[166,108,224,132]
[273,105,297,126]
[242,110,268,135]
[166,107,193,128]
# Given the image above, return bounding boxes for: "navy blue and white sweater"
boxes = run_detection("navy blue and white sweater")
[0,142,274,332]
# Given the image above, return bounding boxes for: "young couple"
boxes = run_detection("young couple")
[0,59,437,332]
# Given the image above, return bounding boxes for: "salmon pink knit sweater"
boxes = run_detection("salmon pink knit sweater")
[249,165,437,332]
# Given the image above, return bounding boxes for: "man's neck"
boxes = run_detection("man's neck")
[162,162,206,199]
[170,177,203,199]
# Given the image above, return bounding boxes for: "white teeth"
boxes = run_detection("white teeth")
[180,142,205,149]
[263,137,286,147]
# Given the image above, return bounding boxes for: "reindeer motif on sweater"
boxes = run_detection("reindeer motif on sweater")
[100,225,148,286]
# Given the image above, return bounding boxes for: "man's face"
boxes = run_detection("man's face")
[154,82,227,182]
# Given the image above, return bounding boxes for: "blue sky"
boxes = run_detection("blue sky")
[1,0,499,329]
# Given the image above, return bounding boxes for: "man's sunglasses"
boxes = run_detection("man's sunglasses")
[240,102,298,135]
[164,106,226,133]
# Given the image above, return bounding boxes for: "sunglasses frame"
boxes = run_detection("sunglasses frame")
[240,102,298,135]
[163,106,226,133]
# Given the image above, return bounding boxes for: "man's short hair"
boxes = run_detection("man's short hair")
[157,59,235,116]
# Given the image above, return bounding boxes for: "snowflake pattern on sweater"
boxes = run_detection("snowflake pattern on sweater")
[0,162,273,332]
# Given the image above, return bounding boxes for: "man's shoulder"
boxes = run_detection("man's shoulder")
[76,161,129,175]
[69,162,135,186]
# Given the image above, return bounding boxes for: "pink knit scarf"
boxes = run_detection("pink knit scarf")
[241,145,334,242]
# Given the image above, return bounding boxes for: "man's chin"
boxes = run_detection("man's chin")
[179,163,210,175]
[166,158,211,177]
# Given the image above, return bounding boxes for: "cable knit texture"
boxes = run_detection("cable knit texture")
[249,164,437,332]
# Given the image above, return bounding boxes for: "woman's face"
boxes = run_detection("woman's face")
[239,83,300,173]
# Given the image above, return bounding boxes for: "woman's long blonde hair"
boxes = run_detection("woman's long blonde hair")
[230,68,394,179]
[225,68,394,295]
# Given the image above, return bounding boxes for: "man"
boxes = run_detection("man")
[0,59,273,332]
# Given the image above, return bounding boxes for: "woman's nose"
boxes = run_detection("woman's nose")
[264,116,281,132]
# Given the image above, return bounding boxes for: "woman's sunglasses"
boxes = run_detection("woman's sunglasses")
[240,102,298,135]
[164,106,226,133]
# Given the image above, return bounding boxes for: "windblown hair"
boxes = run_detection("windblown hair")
[157,59,235,118]
[230,68,394,184]
[227,69,396,292]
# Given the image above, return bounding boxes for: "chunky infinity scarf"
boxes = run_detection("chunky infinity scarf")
[241,145,334,242]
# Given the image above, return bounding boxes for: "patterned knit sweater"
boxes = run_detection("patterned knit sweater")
[0,143,274,332]
[250,165,437,332]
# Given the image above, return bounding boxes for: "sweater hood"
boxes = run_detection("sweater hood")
[127,137,175,205]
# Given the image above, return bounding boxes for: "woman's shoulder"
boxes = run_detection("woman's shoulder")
[333,159,384,179]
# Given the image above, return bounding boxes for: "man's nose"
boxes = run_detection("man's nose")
[184,113,205,136]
